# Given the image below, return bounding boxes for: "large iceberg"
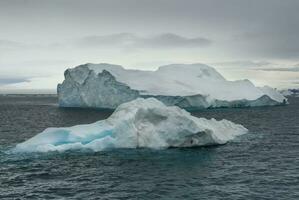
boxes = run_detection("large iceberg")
[15,98,247,152]
[57,63,287,109]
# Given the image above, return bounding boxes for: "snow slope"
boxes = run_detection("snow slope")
[15,98,248,152]
[57,63,286,109]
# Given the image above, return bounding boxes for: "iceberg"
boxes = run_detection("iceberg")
[15,98,247,152]
[57,63,287,109]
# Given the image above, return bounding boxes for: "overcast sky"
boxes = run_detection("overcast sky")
[1,0,299,92]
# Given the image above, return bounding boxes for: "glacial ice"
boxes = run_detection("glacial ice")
[15,98,248,152]
[57,63,287,109]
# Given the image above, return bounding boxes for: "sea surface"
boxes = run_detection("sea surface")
[0,95,298,200]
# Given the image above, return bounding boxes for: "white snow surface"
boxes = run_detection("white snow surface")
[82,63,285,102]
[15,98,247,152]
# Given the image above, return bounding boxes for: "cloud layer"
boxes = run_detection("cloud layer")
[258,66,299,72]
[74,33,212,49]
[1,0,299,90]
[0,77,30,85]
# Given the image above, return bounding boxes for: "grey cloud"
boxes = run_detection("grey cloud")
[74,33,212,49]
[0,77,30,85]
[258,66,299,72]
[0,39,45,51]
[211,61,272,69]
[74,33,137,47]
[1,0,299,60]
[1,0,299,90]
[233,31,299,59]
[139,33,212,48]
[0,40,24,49]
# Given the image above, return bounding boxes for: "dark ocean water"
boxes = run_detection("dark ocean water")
[0,95,298,200]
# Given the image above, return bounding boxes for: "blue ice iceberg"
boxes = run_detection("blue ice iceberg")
[16,98,248,152]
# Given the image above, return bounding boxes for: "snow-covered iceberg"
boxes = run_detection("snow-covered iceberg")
[57,63,286,109]
[15,98,247,152]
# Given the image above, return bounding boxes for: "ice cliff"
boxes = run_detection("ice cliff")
[15,98,248,152]
[57,63,286,109]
